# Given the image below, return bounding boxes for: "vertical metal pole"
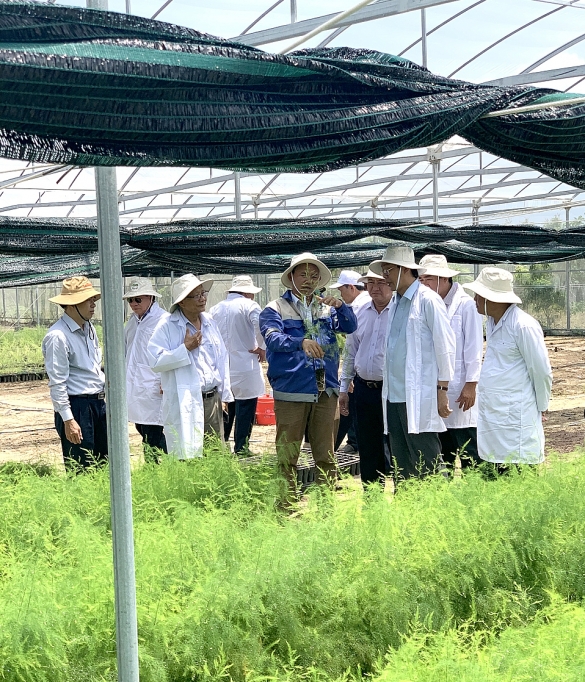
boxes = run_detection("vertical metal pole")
[421,9,428,68]
[35,286,40,326]
[234,172,242,220]
[87,4,138,682]
[125,0,131,13]
[432,160,439,223]
[291,0,297,23]
[1,287,5,324]
[15,287,20,330]
[566,206,571,331]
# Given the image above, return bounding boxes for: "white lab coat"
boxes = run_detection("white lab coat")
[125,302,168,426]
[443,283,483,429]
[148,310,232,459]
[209,293,266,400]
[382,284,456,434]
[477,304,552,464]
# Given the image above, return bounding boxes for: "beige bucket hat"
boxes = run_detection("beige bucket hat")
[170,274,214,312]
[229,275,262,294]
[369,245,425,276]
[49,276,101,305]
[281,252,331,289]
[358,268,385,283]
[123,276,161,299]
[463,267,522,304]
[418,254,461,278]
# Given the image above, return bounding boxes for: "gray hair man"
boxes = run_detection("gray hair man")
[210,275,266,455]
[370,246,456,484]
[418,255,483,469]
[123,276,169,459]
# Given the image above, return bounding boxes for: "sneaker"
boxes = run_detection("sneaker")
[338,443,358,455]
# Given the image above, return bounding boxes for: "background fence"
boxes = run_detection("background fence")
[1,262,585,333]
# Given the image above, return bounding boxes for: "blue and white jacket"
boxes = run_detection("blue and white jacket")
[259,289,357,402]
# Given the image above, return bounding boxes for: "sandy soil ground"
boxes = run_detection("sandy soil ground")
[1,336,584,465]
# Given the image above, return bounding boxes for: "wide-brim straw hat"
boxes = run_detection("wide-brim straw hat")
[358,269,385,283]
[123,276,161,299]
[418,254,461,278]
[463,267,522,304]
[281,252,331,289]
[229,275,262,294]
[49,276,101,305]
[170,274,214,312]
[369,245,425,276]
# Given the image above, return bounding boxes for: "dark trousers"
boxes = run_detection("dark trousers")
[439,427,480,468]
[55,395,108,472]
[353,377,386,485]
[135,423,167,462]
[386,401,443,483]
[335,390,358,451]
[224,397,258,454]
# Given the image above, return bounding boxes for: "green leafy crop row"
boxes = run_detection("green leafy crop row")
[1,450,585,681]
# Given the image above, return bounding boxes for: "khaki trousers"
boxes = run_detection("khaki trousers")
[204,391,225,441]
[274,393,340,493]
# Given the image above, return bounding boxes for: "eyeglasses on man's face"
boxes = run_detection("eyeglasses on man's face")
[381,265,398,277]
[184,291,208,301]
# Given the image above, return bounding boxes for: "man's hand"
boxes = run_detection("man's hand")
[455,382,477,412]
[184,329,202,351]
[437,389,452,419]
[339,392,350,416]
[302,338,324,359]
[249,347,266,362]
[64,418,83,445]
[542,411,549,423]
[348,380,354,394]
[319,294,343,309]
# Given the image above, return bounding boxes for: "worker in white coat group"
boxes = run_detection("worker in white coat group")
[464,267,552,469]
[148,274,233,459]
[418,255,483,468]
[370,245,456,483]
[210,275,266,455]
[124,277,169,458]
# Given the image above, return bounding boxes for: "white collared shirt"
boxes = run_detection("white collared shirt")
[42,313,105,421]
[340,298,390,392]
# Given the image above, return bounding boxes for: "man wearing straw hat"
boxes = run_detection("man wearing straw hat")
[418,254,483,469]
[259,253,357,494]
[148,274,232,459]
[210,275,266,455]
[123,276,168,459]
[339,268,393,485]
[42,276,107,471]
[464,267,552,468]
[370,246,456,483]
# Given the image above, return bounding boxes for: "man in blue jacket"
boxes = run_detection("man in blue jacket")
[259,253,357,494]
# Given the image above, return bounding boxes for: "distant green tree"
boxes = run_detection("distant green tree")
[514,263,565,328]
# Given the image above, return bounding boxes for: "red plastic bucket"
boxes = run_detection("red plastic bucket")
[256,394,276,426]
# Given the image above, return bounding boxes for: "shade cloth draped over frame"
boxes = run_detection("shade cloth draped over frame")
[1,217,584,286]
[0,1,583,186]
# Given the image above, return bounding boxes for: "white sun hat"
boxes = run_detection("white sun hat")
[358,268,385,283]
[122,276,161,299]
[228,275,262,294]
[170,274,214,312]
[463,267,522,304]
[418,254,461,278]
[281,252,331,289]
[369,245,425,276]
[329,270,363,289]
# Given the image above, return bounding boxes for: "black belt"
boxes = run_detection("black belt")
[355,375,383,390]
[202,387,218,400]
[69,392,105,400]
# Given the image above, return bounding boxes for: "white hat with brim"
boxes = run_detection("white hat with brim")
[463,267,522,304]
[123,276,161,299]
[281,252,331,289]
[229,275,262,294]
[417,254,461,278]
[358,269,385,283]
[369,245,424,276]
[49,276,101,305]
[330,270,362,289]
[170,274,214,312]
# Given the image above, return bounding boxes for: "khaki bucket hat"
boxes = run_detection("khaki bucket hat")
[418,254,461,278]
[281,252,331,289]
[123,276,161,299]
[229,275,262,294]
[369,245,424,276]
[170,274,214,313]
[358,268,386,283]
[463,267,522,304]
[49,276,101,305]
